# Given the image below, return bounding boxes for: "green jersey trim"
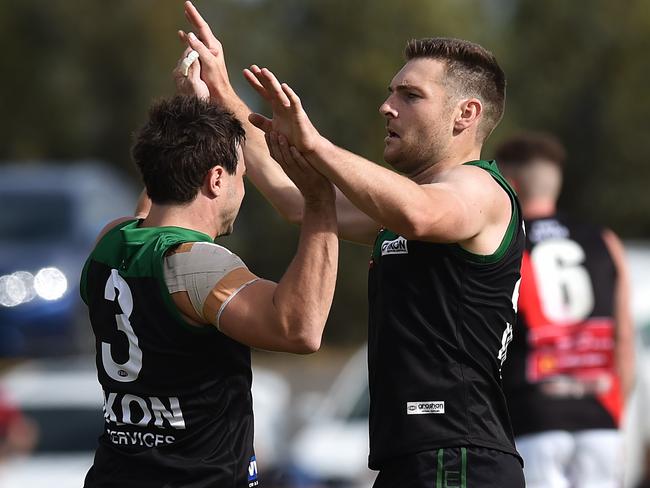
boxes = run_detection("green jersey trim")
[81,219,219,334]
[450,160,519,264]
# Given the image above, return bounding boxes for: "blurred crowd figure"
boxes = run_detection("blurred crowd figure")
[0,385,37,460]
[496,132,634,488]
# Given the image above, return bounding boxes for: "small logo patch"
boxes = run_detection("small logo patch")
[381,236,408,256]
[406,401,445,415]
[247,455,259,486]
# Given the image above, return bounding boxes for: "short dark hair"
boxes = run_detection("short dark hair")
[495,131,567,168]
[132,95,245,205]
[405,38,506,141]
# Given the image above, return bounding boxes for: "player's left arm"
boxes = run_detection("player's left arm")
[602,228,635,400]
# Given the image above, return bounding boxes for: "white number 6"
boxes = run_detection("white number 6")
[531,239,595,323]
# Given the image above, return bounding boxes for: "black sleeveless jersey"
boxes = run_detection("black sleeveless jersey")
[367,161,524,469]
[502,214,621,436]
[80,220,259,488]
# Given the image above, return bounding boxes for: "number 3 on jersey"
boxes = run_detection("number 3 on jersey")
[530,239,595,323]
[102,269,143,382]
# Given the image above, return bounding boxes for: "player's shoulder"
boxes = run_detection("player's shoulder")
[442,162,503,190]
[165,241,246,274]
[94,216,137,246]
[435,163,511,212]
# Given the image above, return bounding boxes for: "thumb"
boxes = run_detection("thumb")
[249,113,273,133]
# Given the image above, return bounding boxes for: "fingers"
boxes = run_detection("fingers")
[277,134,299,174]
[184,1,221,50]
[248,113,273,133]
[281,83,303,113]
[186,53,202,84]
[245,66,301,112]
[185,32,215,68]
[289,145,317,172]
[265,132,284,169]
[250,67,290,108]
[261,68,291,107]
[243,66,269,101]
[174,45,195,71]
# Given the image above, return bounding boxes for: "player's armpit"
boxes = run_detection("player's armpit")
[334,188,380,246]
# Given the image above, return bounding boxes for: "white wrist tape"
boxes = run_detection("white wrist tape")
[181,50,200,77]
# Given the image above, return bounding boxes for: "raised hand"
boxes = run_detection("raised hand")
[173,46,209,100]
[266,132,334,204]
[179,1,235,103]
[244,66,321,153]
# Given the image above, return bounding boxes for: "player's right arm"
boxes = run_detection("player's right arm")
[178,2,379,245]
[602,228,635,399]
[168,135,339,354]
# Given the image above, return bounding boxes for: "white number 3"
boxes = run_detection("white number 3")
[102,269,143,382]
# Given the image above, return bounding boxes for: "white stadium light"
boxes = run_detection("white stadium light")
[34,267,68,301]
[0,274,27,307]
[12,271,37,303]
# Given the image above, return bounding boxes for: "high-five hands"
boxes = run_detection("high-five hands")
[244,66,333,201]
[174,2,332,203]
[244,66,321,154]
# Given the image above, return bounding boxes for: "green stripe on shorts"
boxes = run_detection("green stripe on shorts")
[461,447,467,488]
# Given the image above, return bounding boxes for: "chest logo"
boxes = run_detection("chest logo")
[406,401,445,415]
[381,236,408,256]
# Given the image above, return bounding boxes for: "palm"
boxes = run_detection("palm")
[246,67,319,152]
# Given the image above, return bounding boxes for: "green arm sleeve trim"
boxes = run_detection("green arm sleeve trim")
[450,160,520,264]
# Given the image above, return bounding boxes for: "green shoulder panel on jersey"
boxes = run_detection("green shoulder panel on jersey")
[450,160,520,265]
[80,219,215,332]
[79,220,138,305]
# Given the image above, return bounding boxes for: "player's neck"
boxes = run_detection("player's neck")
[522,199,556,220]
[141,202,219,239]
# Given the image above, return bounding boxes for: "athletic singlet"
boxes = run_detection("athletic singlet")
[80,220,259,488]
[502,214,621,436]
[367,160,524,469]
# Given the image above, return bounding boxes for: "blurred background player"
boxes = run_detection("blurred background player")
[497,131,634,488]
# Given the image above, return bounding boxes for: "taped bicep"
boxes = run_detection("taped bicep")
[163,242,259,329]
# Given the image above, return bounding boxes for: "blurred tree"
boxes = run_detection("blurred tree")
[493,0,650,236]
[1,0,648,344]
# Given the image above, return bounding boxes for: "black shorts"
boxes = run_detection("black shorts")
[372,446,524,488]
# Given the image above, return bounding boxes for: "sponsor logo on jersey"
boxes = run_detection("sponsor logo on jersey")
[406,401,445,415]
[529,219,569,243]
[381,236,408,256]
[248,455,259,487]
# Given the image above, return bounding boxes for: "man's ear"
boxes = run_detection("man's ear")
[205,166,224,198]
[453,98,482,132]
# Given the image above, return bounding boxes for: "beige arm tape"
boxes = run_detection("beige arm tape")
[163,242,259,329]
